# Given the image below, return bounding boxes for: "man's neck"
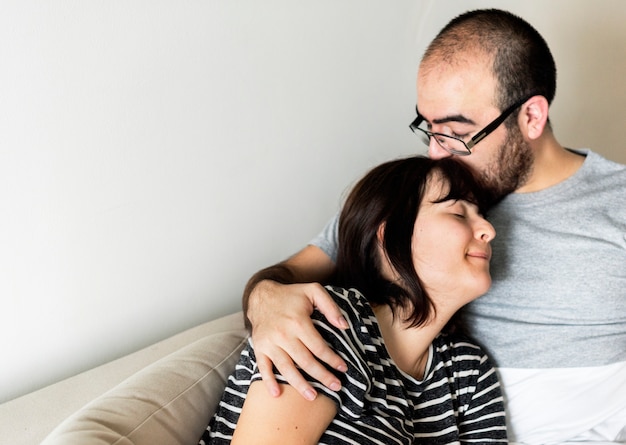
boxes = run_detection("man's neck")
[516,136,585,194]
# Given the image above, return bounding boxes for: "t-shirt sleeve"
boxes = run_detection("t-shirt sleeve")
[308,311,371,420]
[244,314,370,421]
[459,351,508,442]
[309,213,339,263]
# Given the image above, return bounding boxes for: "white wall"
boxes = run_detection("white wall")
[1,0,625,403]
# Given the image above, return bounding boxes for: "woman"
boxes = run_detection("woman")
[200,156,507,444]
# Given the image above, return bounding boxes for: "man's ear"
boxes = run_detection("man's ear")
[519,95,550,140]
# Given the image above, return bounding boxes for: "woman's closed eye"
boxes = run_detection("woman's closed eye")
[447,201,465,214]
[446,200,480,219]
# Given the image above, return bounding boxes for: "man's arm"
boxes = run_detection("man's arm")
[243,245,348,401]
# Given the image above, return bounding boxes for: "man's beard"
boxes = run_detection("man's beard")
[478,125,534,205]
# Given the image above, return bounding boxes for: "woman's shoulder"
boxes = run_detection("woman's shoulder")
[323,285,373,320]
[432,332,491,364]
[313,286,382,354]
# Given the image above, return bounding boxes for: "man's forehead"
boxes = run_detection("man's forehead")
[416,65,498,121]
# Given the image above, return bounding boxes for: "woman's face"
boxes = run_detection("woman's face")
[411,176,495,309]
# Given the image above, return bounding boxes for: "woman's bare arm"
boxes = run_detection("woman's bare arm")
[231,381,337,445]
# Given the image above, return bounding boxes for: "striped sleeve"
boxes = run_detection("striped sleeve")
[458,343,508,442]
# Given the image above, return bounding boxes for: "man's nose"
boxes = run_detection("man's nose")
[427,139,453,159]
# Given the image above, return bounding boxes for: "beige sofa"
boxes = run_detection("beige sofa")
[0,311,247,445]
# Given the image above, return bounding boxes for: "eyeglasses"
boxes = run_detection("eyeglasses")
[409,95,534,156]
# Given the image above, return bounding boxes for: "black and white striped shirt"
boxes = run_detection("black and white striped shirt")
[201,286,507,444]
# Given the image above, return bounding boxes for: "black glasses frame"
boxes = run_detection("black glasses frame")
[409,95,535,156]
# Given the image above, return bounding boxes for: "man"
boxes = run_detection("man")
[243,9,626,443]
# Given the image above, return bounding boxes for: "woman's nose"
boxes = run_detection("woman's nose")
[477,219,496,242]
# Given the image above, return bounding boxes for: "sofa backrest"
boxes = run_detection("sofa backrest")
[41,329,248,445]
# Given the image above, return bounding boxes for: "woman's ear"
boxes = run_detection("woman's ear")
[518,95,550,140]
[376,222,397,282]
[376,222,386,245]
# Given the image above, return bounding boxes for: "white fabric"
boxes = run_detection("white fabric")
[500,360,626,444]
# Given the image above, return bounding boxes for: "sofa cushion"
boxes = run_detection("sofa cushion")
[40,328,248,445]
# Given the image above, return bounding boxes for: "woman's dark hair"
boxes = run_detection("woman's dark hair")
[333,156,490,328]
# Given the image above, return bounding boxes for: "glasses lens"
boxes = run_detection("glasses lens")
[433,134,470,155]
[412,123,471,156]
[416,129,430,147]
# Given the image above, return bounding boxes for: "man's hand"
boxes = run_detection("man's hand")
[247,279,348,401]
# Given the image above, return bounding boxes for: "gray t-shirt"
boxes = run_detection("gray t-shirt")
[310,150,626,368]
